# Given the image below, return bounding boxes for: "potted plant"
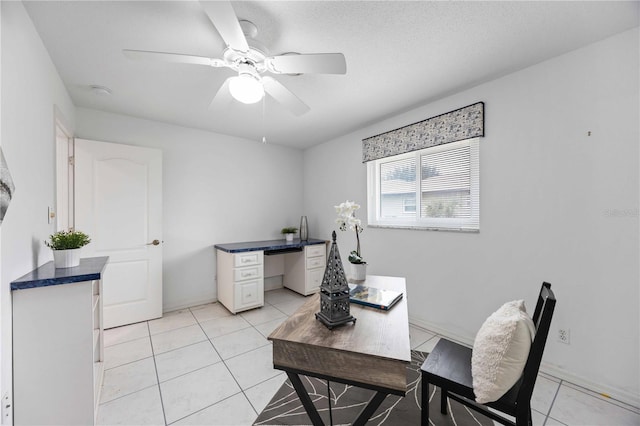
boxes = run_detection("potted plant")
[335,200,366,280]
[45,229,91,268]
[281,226,298,242]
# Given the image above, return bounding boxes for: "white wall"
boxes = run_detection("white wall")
[304,28,639,406]
[0,0,76,413]
[75,108,304,311]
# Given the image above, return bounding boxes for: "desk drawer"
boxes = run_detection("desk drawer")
[234,280,262,309]
[306,256,326,270]
[234,251,262,267]
[234,266,262,282]
[306,268,324,292]
[306,245,326,258]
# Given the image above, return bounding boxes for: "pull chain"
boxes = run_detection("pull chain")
[261,95,267,144]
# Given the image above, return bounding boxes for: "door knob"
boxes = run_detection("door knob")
[147,239,161,246]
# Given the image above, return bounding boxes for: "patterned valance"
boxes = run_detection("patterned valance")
[362,102,484,162]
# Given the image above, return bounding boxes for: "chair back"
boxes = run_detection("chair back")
[517,282,556,403]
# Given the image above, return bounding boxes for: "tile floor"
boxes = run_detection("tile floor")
[98,288,640,425]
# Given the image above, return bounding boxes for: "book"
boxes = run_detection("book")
[348,283,403,311]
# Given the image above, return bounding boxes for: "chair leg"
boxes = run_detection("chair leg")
[421,379,429,425]
[515,406,532,426]
[440,388,448,415]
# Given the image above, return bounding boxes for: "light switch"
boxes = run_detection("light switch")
[48,207,56,224]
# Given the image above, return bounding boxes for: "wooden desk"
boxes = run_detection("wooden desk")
[268,275,411,425]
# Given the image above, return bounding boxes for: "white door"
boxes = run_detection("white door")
[75,139,163,328]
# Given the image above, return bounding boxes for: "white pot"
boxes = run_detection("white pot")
[351,263,367,281]
[53,248,81,268]
[285,233,294,242]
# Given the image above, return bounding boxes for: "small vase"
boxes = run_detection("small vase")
[299,216,308,241]
[285,233,294,242]
[53,248,81,268]
[351,263,367,281]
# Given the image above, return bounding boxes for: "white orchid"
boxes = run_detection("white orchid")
[334,200,365,264]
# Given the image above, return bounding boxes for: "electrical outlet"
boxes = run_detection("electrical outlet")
[2,393,12,425]
[558,328,570,345]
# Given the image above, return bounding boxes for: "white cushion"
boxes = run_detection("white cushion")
[471,300,536,404]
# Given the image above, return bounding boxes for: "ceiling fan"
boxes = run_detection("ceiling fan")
[123,1,346,116]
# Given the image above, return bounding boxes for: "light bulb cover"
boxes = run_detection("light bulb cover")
[229,74,264,104]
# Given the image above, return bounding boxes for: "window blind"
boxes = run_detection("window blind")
[368,138,479,231]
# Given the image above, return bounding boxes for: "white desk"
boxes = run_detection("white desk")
[11,257,109,425]
[214,238,327,314]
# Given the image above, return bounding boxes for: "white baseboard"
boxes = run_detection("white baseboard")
[163,296,217,313]
[408,316,640,410]
[409,316,474,347]
[541,362,640,410]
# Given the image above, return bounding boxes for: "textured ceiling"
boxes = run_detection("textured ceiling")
[23,1,639,148]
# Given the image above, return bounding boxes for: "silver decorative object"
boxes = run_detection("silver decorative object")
[299,215,308,241]
[315,231,356,329]
[0,148,15,226]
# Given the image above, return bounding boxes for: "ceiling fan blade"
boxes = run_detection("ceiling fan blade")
[209,77,234,110]
[200,1,249,53]
[262,76,310,116]
[266,53,347,75]
[123,49,225,67]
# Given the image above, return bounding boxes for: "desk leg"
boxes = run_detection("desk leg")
[352,391,387,426]
[287,372,325,426]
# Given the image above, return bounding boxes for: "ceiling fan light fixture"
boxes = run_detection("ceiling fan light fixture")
[229,73,264,104]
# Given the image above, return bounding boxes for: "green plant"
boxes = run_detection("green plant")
[348,250,365,264]
[45,230,91,250]
[281,227,298,234]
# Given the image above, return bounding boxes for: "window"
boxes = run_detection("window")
[367,138,479,231]
[403,198,416,213]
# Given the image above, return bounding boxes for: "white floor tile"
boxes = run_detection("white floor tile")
[189,302,232,322]
[531,375,560,415]
[560,380,640,414]
[531,409,547,426]
[100,358,158,404]
[240,305,286,326]
[254,317,286,338]
[490,409,545,426]
[104,322,149,347]
[97,385,164,425]
[264,288,304,305]
[148,309,197,335]
[545,415,569,425]
[155,341,221,383]
[151,324,208,355]
[104,336,153,370]
[549,383,640,425]
[409,325,436,349]
[211,327,270,360]
[172,393,258,425]
[244,373,287,414]
[271,298,308,316]
[415,336,441,353]
[225,345,280,390]
[160,363,241,424]
[95,303,640,426]
[199,315,251,339]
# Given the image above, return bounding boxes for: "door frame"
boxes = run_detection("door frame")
[54,108,73,231]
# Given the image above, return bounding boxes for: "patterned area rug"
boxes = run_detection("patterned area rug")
[253,350,493,425]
